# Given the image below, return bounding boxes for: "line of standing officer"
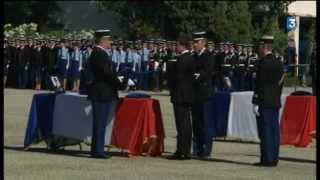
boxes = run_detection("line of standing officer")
[252,35,284,167]
[87,29,126,159]
[167,34,196,160]
[191,31,216,159]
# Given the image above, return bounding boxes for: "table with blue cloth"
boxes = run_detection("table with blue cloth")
[24,92,151,150]
[24,92,108,150]
[203,91,289,143]
[24,92,57,148]
[204,91,231,141]
[52,92,119,148]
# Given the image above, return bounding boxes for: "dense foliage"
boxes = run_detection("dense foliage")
[4,1,297,52]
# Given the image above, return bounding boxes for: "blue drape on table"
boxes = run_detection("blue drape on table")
[204,92,231,140]
[126,92,151,98]
[24,93,57,148]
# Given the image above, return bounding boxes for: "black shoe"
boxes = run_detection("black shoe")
[253,162,264,166]
[183,154,192,160]
[199,155,210,160]
[199,153,210,160]
[167,153,184,160]
[253,161,278,167]
[264,161,278,167]
[192,152,199,157]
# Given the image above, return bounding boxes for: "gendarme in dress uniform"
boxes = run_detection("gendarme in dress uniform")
[252,35,284,167]
[88,29,123,159]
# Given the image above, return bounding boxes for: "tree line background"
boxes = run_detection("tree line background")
[4,1,315,53]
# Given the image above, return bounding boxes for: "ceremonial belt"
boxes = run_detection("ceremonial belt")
[248,64,256,72]
[168,59,177,62]
[237,64,245,67]
[221,64,232,67]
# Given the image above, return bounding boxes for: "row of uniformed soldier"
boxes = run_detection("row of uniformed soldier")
[4,36,260,93]
[4,38,58,90]
[3,37,178,92]
[206,42,260,92]
[3,37,94,91]
[110,39,178,91]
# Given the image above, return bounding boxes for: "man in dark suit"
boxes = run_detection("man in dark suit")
[235,44,247,91]
[44,39,57,90]
[4,38,10,87]
[246,44,259,91]
[283,39,297,77]
[17,38,30,89]
[215,42,226,91]
[191,31,216,159]
[8,39,20,88]
[309,45,316,96]
[167,34,196,160]
[252,35,284,167]
[31,41,43,90]
[88,29,124,159]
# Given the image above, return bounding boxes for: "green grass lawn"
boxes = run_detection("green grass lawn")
[4,89,316,180]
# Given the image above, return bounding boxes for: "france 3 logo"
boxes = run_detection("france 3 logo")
[287,16,297,32]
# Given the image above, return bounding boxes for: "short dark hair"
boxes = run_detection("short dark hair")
[288,38,295,42]
[260,43,273,51]
[95,37,101,44]
[177,34,190,49]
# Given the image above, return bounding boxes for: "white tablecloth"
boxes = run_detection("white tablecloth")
[52,92,115,145]
[227,91,289,142]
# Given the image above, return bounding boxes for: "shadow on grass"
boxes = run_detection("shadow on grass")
[195,157,253,166]
[4,145,128,159]
[213,138,259,145]
[246,154,316,164]
[159,154,253,166]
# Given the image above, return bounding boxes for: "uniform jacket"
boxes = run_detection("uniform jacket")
[193,48,216,102]
[32,47,43,67]
[46,47,57,70]
[169,51,196,105]
[252,53,284,108]
[88,46,122,101]
[17,47,29,68]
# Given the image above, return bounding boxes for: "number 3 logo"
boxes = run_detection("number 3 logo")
[288,19,296,28]
[287,17,296,31]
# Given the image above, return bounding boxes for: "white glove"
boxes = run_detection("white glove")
[79,66,83,71]
[252,72,256,78]
[118,76,124,83]
[25,66,28,71]
[224,77,232,88]
[128,79,135,86]
[51,76,61,88]
[253,105,260,116]
[163,62,167,72]
[154,62,160,70]
[194,73,200,80]
[116,64,120,72]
